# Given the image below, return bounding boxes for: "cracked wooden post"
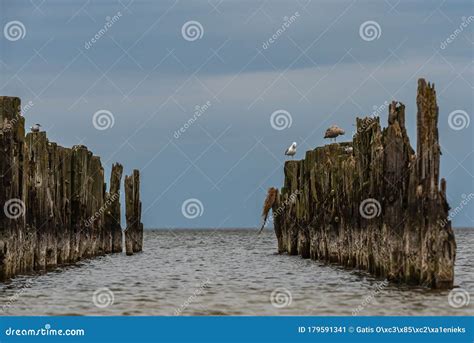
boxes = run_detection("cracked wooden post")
[414,79,455,288]
[124,170,143,256]
[271,79,456,289]
[105,163,123,253]
[0,97,27,280]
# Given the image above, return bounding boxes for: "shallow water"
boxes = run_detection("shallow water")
[0,228,472,316]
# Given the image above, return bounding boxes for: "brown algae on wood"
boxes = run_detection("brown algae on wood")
[270,79,456,289]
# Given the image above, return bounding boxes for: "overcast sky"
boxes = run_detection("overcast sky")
[1,0,473,228]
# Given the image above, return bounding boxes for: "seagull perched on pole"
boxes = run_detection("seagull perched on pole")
[324,125,345,142]
[284,142,297,158]
[30,124,41,133]
[344,146,353,154]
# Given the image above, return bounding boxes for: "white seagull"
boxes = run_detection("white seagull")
[285,142,297,158]
[30,123,41,133]
[344,146,353,153]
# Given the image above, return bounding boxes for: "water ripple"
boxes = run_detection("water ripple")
[0,228,472,316]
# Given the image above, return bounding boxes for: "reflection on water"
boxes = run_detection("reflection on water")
[0,228,472,316]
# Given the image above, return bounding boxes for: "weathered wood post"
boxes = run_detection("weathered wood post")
[24,131,57,270]
[0,97,28,280]
[413,79,456,288]
[105,163,123,253]
[124,170,143,256]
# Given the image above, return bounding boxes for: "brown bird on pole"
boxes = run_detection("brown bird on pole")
[258,187,278,234]
[324,125,345,142]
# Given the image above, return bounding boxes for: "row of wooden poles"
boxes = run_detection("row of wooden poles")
[0,96,143,281]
